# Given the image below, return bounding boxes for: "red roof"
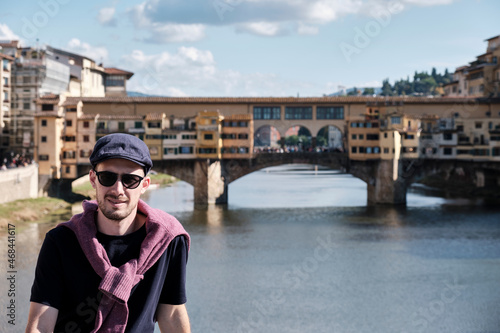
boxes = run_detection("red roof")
[104,67,134,79]
[0,40,20,48]
[0,53,14,61]
[63,96,490,106]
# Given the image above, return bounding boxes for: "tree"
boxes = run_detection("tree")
[347,87,358,96]
[363,87,375,95]
[381,79,393,96]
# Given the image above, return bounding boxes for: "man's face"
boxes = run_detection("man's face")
[89,158,150,221]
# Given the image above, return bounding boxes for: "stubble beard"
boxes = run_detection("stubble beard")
[97,194,136,221]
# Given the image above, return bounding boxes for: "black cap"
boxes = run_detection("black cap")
[90,133,152,174]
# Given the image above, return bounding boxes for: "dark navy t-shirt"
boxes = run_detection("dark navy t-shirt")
[30,224,188,333]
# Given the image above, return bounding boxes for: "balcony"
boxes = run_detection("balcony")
[128,128,145,134]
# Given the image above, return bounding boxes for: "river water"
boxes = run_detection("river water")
[1,164,500,333]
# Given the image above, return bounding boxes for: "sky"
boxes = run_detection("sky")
[0,0,499,97]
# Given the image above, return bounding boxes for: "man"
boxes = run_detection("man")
[26,133,191,333]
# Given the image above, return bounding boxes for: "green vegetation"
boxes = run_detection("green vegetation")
[149,173,177,186]
[0,197,71,230]
[381,67,452,96]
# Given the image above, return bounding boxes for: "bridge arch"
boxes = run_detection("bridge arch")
[316,125,345,152]
[254,124,282,148]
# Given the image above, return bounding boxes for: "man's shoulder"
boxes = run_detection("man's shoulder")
[46,223,78,243]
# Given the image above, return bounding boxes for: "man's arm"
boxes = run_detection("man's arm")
[25,302,58,333]
[157,303,191,333]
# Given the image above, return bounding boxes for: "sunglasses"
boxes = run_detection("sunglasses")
[94,170,144,189]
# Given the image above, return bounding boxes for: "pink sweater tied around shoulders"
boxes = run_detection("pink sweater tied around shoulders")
[60,199,190,333]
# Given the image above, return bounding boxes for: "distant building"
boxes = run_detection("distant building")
[0,53,14,157]
[444,35,500,98]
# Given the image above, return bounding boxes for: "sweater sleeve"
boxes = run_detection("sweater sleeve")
[30,231,65,310]
[158,235,189,305]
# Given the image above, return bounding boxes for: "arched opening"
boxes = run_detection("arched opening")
[284,126,312,152]
[254,125,281,152]
[316,125,344,152]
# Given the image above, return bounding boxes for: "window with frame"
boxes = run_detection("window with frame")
[204,133,213,140]
[83,121,90,128]
[66,120,72,127]
[285,107,312,120]
[253,106,280,120]
[83,135,89,142]
[39,155,49,161]
[316,106,344,120]
[391,117,401,124]
[41,136,47,143]
[41,120,47,127]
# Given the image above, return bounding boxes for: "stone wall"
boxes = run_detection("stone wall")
[0,164,39,204]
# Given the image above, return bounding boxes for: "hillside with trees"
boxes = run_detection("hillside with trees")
[380,67,452,96]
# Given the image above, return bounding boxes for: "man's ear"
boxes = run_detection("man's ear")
[140,176,151,194]
[89,169,97,189]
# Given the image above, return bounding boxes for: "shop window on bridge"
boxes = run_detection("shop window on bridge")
[149,146,159,155]
[180,146,193,154]
[41,104,53,111]
[148,122,161,128]
[473,149,490,156]
[63,151,76,159]
[391,117,401,124]
[359,147,365,153]
[492,148,500,156]
[384,148,389,154]
[443,147,453,155]
[164,147,178,155]
[366,134,379,140]
[316,106,344,120]
[135,122,143,129]
[351,147,357,153]
[182,134,196,140]
[198,148,217,154]
[204,133,213,140]
[238,133,248,139]
[239,147,249,153]
[254,107,281,120]
[80,150,91,158]
[285,107,312,120]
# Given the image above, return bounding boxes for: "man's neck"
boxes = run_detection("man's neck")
[96,210,146,236]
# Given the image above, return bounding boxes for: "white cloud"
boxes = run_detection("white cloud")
[144,24,206,43]
[0,23,21,42]
[130,3,206,43]
[66,38,109,63]
[121,47,319,97]
[97,7,117,27]
[127,0,457,40]
[236,22,286,37]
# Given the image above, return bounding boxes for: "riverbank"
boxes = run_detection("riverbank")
[0,173,177,230]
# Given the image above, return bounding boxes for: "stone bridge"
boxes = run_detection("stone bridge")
[51,153,500,206]
[153,154,500,205]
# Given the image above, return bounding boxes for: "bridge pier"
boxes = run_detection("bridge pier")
[367,159,407,205]
[193,160,227,205]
